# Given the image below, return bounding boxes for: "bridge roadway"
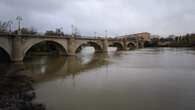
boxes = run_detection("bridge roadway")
[0,34,144,62]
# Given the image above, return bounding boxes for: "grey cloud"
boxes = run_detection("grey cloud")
[0,0,195,37]
[0,0,66,13]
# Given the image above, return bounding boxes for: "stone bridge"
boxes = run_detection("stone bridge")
[0,34,144,62]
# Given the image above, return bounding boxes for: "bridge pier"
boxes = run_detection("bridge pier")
[67,37,76,56]
[11,36,24,62]
[139,42,144,48]
[123,39,129,51]
[102,39,108,52]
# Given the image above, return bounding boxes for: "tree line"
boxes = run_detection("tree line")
[147,34,195,47]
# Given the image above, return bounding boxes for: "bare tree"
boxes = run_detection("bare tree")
[0,21,9,33]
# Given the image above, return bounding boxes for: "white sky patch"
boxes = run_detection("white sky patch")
[0,0,195,37]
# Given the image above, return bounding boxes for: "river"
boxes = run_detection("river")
[2,47,195,110]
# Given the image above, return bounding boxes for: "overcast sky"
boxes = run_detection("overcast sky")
[0,0,195,37]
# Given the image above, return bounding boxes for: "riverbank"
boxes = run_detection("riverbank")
[0,66,45,110]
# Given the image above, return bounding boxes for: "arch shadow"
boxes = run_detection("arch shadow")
[127,42,137,50]
[24,40,67,60]
[109,42,124,51]
[76,42,102,53]
[0,47,11,62]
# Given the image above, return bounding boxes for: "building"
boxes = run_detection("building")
[133,32,151,42]
[117,32,151,42]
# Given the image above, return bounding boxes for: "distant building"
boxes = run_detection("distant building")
[133,32,151,42]
[117,32,151,42]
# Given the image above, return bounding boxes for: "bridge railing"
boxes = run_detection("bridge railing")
[0,33,131,41]
[0,33,72,38]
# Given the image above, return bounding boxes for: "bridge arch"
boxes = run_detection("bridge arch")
[0,38,11,60]
[75,41,103,53]
[109,42,124,51]
[23,40,67,59]
[0,46,11,62]
[127,42,137,50]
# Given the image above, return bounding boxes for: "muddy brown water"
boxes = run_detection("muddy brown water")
[1,47,195,110]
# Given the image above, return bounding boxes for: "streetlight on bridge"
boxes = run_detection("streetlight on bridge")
[71,24,75,37]
[7,20,13,34]
[105,30,108,39]
[16,16,22,35]
[59,27,63,37]
[94,32,97,37]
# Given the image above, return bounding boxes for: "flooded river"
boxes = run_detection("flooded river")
[2,47,195,110]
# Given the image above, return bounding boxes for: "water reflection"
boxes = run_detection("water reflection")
[24,52,109,82]
[32,48,195,110]
[76,47,96,64]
